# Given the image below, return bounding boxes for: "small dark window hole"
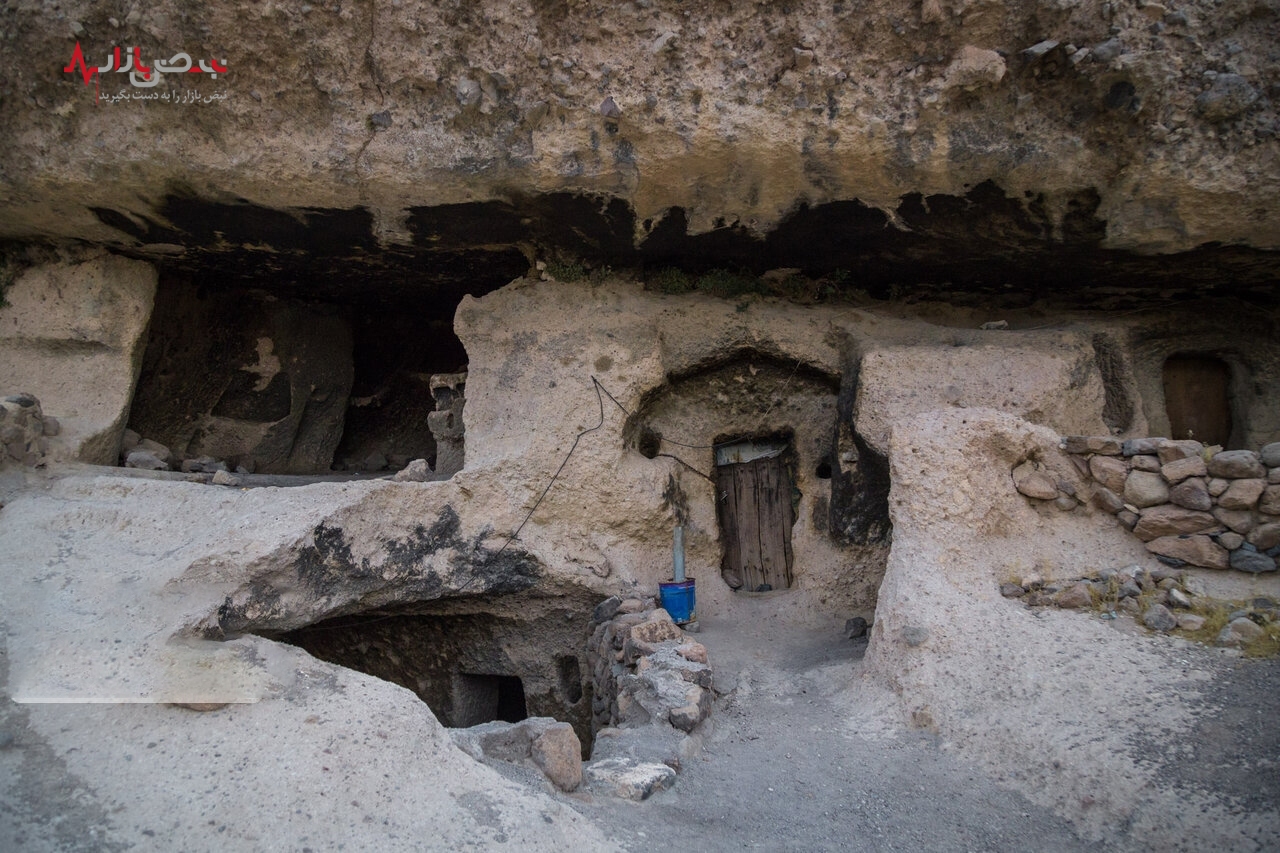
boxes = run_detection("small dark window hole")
[815,460,833,480]
[638,427,662,459]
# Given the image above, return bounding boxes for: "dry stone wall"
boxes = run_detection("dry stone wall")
[586,596,712,737]
[581,595,713,800]
[1017,435,1280,574]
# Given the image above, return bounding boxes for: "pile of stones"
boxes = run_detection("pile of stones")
[123,428,431,483]
[0,393,56,467]
[1025,437,1280,574]
[120,430,245,485]
[1002,564,1277,649]
[450,717,584,793]
[582,595,714,800]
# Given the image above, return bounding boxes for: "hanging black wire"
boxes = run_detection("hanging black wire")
[492,375,610,557]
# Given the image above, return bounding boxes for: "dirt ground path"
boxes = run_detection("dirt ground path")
[571,615,1095,852]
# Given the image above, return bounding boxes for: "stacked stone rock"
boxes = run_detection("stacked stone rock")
[578,596,715,800]
[0,393,57,466]
[1001,563,1277,648]
[1049,437,1280,574]
[449,717,584,793]
[586,596,712,736]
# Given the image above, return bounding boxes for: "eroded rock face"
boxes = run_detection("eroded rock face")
[0,0,1277,305]
[127,283,353,474]
[0,253,156,464]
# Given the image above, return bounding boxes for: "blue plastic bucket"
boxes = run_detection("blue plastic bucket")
[658,579,696,624]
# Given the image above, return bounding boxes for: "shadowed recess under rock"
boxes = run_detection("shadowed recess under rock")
[268,591,600,754]
[84,186,1280,308]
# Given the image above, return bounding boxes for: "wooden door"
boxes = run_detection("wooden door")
[716,455,795,591]
[1163,355,1232,447]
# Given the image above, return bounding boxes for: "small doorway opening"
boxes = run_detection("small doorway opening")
[715,438,796,592]
[453,673,528,727]
[1163,354,1233,447]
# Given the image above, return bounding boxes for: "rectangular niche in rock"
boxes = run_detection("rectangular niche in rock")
[453,673,528,726]
[715,439,795,592]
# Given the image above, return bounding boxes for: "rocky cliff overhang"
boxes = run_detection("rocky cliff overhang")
[1,0,1278,305]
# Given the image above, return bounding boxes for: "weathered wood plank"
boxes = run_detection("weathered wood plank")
[759,458,792,590]
[777,461,795,588]
[716,454,796,591]
[737,461,765,591]
[717,464,742,587]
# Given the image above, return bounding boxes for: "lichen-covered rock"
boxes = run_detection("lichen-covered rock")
[1206,450,1265,480]
[1132,506,1218,542]
[1145,535,1229,570]
[1124,471,1169,509]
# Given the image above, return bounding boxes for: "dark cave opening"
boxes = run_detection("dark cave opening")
[122,267,497,477]
[455,673,528,726]
[268,597,597,753]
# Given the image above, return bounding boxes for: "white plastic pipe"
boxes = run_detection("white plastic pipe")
[673,525,686,583]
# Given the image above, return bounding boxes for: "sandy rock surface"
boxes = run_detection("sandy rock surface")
[0,470,615,851]
[862,407,1280,849]
[0,254,156,465]
[1,273,1277,849]
[2,1,1277,256]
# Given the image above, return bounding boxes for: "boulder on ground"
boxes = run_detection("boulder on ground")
[1145,534,1229,570]
[450,717,583,792]
[584,757,676,801]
